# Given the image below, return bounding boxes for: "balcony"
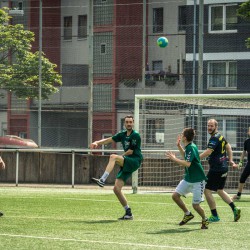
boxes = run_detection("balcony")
[9,9,24,16]
[145,70,178,85]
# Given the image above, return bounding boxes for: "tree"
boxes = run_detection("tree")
[237,0,250,48]
[0,8,62,100]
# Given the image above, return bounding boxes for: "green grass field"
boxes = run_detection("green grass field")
[0,186,249,250]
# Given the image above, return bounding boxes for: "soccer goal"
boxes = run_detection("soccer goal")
[132,94,250,193]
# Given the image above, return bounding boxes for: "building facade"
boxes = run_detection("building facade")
[1,0,249,149]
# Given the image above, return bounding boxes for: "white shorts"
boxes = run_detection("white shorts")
[175,179,206,204]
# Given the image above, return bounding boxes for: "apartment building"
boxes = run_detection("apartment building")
[1,0,249,149]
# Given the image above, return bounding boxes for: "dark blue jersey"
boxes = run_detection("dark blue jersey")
[244,138,250,162]
[207,132,228,173]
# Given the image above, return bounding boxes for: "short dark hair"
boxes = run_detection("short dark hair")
[124,115,134,121]
[183,128,195,142]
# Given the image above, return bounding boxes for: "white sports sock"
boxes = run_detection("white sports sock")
[100,171,109,182]
[124,205,129,211]
[185,211,191,215]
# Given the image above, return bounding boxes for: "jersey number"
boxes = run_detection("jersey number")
[221,141,225,154]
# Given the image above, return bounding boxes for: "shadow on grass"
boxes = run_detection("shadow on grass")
[147,222,201,234]
[234,199,250,203]
[148,227,200,234]
[83,220,118,224]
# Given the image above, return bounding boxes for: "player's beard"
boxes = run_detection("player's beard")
[126,125,133,132]
[208,128,216,135]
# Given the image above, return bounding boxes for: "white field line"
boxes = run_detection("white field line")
[3,196,249,210]
[0,233,209,250]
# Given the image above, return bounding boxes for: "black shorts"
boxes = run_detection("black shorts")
[240,162,250,183]
[205,170,228,191]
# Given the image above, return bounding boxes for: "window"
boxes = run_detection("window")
[64,16,72,40]
[93,84,112,112]
[152,61,163,71]
[209,5,237,33]
[208,61,237,89]
[62,64,88,86]
[100,43,106,54]
[1,122,7,136]
[177,59,185,79]
[78,15,87,39]
[153,8,163,33]
[102,133,112,155]
[146,118,164,144]
[120,118,125,131]
[11,1,23,10]
[178,6,187,31]
[207,118,236,147]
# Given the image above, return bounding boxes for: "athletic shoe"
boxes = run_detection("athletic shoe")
[0,211,3,217]
[201,218,209,229]
[208,215,220,222]
[119,208,133,220]
[234,207,241,222]
[179,213,194,226]
[91,177,105,187]
[232,195,241,201]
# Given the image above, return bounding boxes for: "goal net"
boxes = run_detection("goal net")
[132,94,250,193]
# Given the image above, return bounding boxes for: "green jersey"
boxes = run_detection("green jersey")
[184,143,207,183]
[112,129,143,162]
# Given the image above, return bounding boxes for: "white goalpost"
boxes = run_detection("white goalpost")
[132,94,250,193]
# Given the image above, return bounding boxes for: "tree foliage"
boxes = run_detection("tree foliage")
[237,0,250,48]
[0,8,62,100]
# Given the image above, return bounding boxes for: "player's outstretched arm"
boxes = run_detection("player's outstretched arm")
[90,137,113,149]
[225,143,237,168]
[165,151,191,167]
[199,148,212,159]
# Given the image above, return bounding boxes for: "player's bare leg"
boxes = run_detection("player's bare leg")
[205,189,216,210]
[217,189,241,222]
[113,178,127,206]
[172,192,194,225]
[92,154,124,187]
[205,189,220,222]
[193,204,208,229]
[114,178,133,220]
[193,204,206,219]
[106,154,124,173]
[172,192,189,213]
[232,183,244,201]
[217,189,233,204]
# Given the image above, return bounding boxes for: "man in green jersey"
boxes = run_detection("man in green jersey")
[166,128,208,229]
[90,115,143,220]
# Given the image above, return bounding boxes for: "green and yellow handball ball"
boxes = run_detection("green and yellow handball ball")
[157,37,169,48]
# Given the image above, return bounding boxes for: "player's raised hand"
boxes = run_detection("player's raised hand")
[90,141,99,149]
[176,134,181,147]
[165,151,176,161]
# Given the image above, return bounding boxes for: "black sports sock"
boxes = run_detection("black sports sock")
[229,202,235,211]
[237,192,241,197]
[211,209,218,217]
